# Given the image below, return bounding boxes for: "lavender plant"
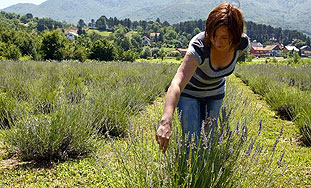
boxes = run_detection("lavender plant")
[236,64,311,146]
[99,112,289,187]
[3,100,99,161]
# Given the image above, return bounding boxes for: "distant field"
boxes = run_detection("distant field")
[87,29,112,37]
[136,57,182,65]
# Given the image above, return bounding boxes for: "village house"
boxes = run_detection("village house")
[64,28,79,40]
[142,36,150,45]
[264,44,283,56]
[251,44,283,56]
[300,45,311,57]
[251,46,266,55]
[283,45,299,54]
[250,40,263,48]
[149,32,160,38]
[66,32,79,40]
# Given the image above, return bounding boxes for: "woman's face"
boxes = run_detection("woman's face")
[210,26,232,51]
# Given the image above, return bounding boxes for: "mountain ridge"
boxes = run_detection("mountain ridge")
[2,0,311,35]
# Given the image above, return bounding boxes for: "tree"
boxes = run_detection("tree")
[41,30,69,61]
[156,18,161,23]
[73,45,87,62]
[0,42,21,60]
[165,30,177,40]
[120,37,132,51]
[90,39,116,61]
[88,19,95,27]
[131,33,142,49]
[25,13,33,19]
[77,19,86,28]
[159,48,166,60]
[122,50,138,62]
[95,16,108,31]
[293,51,301,64]
[141,46,152,59]
[193,27,201,36]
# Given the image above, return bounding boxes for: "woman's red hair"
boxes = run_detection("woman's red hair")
[205,3,245,49]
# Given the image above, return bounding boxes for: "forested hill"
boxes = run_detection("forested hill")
[2,0,311,35]
[2,10,309,48]
[173,20,310,46]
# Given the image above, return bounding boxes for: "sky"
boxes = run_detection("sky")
[0,0,46,9]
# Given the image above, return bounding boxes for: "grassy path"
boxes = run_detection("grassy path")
[0,75,310,187]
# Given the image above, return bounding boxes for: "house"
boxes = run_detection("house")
[250,41,263,48]
[142,36,150,45]
[250,44,282,56]
[66,32,79,40]
[149,32,161,38]
[251,46,266,55]
[264,44,283,56]
[64,28,78,34]
[300,45,311,57]
[283,45,299,54]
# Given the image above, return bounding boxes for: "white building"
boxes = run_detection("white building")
[66,32,79,40]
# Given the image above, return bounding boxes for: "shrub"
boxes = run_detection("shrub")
[3,102,99,161]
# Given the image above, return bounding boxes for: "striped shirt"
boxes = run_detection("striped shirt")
[181,32,249,99]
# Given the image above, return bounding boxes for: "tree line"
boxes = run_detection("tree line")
[1,11,310,62]
[87,15,310,46]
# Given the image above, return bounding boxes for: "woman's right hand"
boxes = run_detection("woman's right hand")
[156,121,172,154]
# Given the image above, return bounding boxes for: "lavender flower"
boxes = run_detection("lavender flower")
[278,150,286,164]
[236,122,240,136]
[258,119,262,135]
[245,137,254,156]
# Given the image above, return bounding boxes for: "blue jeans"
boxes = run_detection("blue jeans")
[177,96,223,142]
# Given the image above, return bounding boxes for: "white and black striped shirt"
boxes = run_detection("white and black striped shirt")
[182,32,250,99]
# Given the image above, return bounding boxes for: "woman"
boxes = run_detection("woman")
[156,3,249,153]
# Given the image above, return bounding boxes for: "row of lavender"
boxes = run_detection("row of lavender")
[235,64,311,146]
[0,61,177,161]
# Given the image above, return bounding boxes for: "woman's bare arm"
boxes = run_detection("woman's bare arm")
[156,53,199,153]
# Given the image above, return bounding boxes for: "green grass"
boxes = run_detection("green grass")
[86,29,112,37]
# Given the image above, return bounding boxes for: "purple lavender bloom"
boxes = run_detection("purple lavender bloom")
[229,142,233,154]
[278,150,286,164]
[258,120,262,135]
[218,133,224,145]
[245,137,254,156]
[278,124,284,139]
[236,122,240,136]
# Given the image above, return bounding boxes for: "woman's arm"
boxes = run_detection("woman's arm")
[156,53,198,153]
